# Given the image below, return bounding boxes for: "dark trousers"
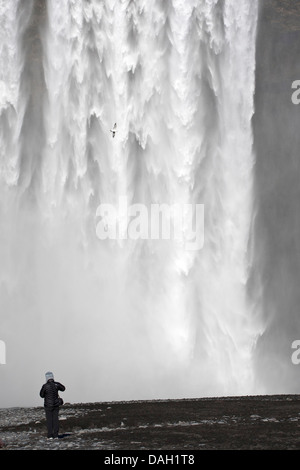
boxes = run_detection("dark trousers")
[45,406,59,438]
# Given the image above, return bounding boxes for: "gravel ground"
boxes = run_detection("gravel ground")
[1,395,300,451]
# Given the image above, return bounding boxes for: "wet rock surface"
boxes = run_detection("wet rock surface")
[1,395,300,450]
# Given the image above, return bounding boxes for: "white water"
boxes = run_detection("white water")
[0,0,260,407]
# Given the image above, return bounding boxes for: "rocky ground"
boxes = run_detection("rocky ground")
[0,395,300,452]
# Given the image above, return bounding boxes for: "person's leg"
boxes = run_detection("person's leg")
[45,408,54,438]
[52,407,59,438]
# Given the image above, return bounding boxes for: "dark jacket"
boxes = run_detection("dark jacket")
[40,379,65,408]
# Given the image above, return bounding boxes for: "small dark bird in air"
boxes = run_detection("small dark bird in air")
[110,123,117,138]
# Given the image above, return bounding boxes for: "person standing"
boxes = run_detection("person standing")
[40,371,66,439]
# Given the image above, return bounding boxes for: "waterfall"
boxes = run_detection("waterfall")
[0,0,259,407]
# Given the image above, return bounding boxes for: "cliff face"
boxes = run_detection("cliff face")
[262,0,300,32]
[251,1,300,393]
[256,0,300,83]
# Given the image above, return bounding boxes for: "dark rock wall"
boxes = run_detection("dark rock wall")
[251,0,300,392]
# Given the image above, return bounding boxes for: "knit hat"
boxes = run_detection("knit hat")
[45,371,54,382]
